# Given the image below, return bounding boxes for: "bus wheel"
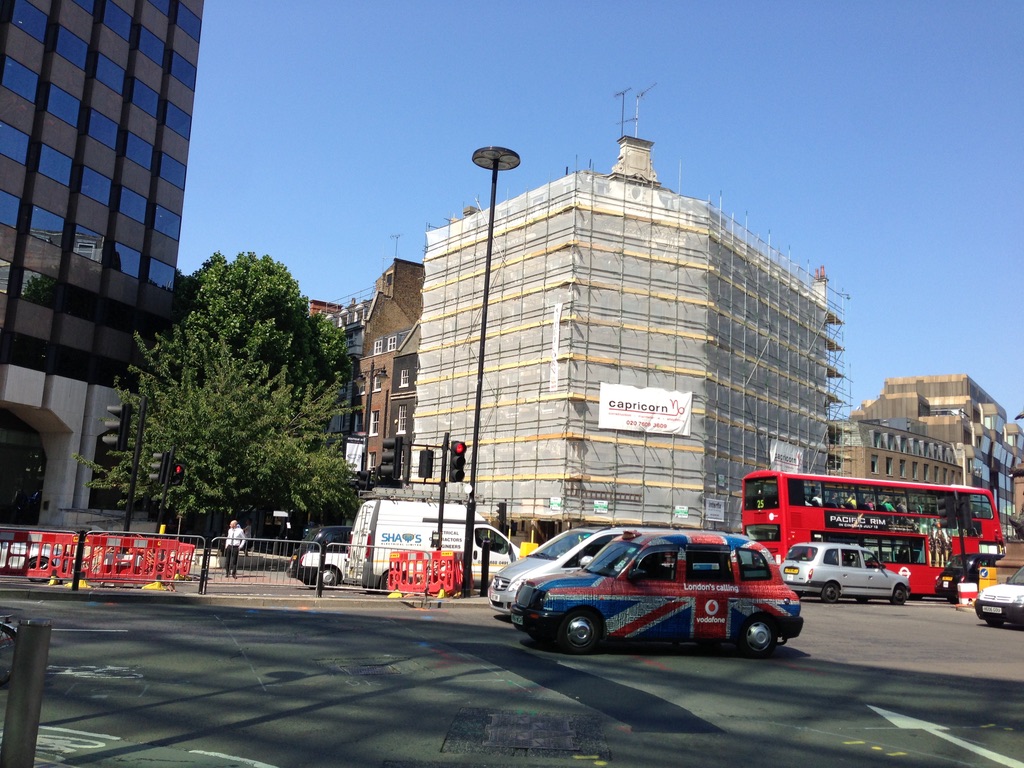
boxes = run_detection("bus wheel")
[889,585,909,605]
[820,582,841,603]
[737,615,778,659]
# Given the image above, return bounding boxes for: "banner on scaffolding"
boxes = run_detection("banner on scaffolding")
[770,439,804,474]
[598,383,692,436]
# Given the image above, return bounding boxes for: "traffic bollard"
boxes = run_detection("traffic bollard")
[1,619,53,768]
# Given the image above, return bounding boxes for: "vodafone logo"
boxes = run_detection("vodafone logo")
[705,599,720,616]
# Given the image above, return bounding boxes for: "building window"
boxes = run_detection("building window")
[55,28,89,69]
[148,258,175,290]
[136,26,164,65]
[37,145,72,185]
[2,56,38,102]
[397,404,408,434]
[923,464,930,483]
[163,100,191,139]
[103,0,132,40]
[29,206,64,246]
[899,459,906,478]
[130,79,159,116]
[370,409,380,436]
[169,52,197,90]
[175,3,202,41]
[153,205,181,239]
[118,187,147,222]
[124,133,153,169]
[386,335,397,352]
[46,84,81,126]
[373,338,383,355]
[111,242,141,277]
[400,368,410,388]
[1,121,30,163]
[86,109,118,148]
[91,53,125,94]
[372,373,383,392]
[912,461,918,480]
[0,190,18,227]
[870,455,878,474]
[158,153,186,187]
[79,168,112,203]
[11,0,47,43]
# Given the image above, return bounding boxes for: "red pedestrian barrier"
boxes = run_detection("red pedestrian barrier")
[16,531,196,584]
[386,550,463,595]
[0,530,75,577]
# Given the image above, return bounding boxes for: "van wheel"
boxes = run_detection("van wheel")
[737,615,778,659]
[557,609,602,655]
[321,567,341,587]
[820,582,841,603]
[889,584,909,605]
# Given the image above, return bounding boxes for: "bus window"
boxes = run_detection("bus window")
[789,479,823,507]
[857,487,878,510]
[745,524,780,542]
[967,494,993,520]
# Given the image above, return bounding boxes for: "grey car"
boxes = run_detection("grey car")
[781,542,910,605]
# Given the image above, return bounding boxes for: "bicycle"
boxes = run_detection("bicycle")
[0,615,17,686]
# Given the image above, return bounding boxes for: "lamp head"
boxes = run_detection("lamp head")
[472,146,520,172]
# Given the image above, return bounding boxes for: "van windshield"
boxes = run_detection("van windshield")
[585,540,642,577]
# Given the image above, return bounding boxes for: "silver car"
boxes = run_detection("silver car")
[488,527,654,614]
[781,542,910,605]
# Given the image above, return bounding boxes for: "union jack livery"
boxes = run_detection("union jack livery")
[510,530,802,657]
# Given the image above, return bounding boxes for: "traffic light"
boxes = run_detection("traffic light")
[168,462,185,486]
[101,403,133,451]
[148,452,170,484]
[378,435,404,482]
[448,440,467,483]
[956,495,973,532]
[496,501,507,533]
[937,493,957,529]
[417,449,435,479]
[356,470,374,491]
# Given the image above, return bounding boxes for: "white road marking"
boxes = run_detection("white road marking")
[188,750,280,767]
[869,706,1024,768]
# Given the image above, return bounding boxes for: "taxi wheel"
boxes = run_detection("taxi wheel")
[889,584,909,606]
[820,582,841,603]
[557,609,602,655]
[321,567,341,587]
[737,615,778,659]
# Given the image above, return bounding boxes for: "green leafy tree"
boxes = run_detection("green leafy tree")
[80,253,357,528]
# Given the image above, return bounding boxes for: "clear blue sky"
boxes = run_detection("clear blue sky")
[178,1,1023,418]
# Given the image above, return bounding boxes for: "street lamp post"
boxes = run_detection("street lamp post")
[462,146,520,597]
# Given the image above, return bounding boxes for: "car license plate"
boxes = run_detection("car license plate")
[941,577,952,584]
[783,567,799,575]
[981,605,1003,615]
[511,613,523,625]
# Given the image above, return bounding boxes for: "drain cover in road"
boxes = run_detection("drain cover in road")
[442,707,609,759]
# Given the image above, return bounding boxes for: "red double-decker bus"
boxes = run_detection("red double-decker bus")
[741,470,1004,597]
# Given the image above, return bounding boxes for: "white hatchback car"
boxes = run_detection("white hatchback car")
[781,542,910,605]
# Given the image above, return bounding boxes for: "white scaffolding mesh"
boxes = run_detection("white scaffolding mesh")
[417,164,846,531]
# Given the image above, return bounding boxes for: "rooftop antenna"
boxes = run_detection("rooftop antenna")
[614,87,632,137]
[391,233,401,259]
[634,82,656,137]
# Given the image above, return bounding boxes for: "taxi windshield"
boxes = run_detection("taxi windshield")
[585,539,643,577]
[529,530,593,561]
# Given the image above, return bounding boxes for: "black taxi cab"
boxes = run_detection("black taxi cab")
[510,530,802,658]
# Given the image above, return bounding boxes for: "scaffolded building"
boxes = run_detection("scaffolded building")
[416,137,848,531]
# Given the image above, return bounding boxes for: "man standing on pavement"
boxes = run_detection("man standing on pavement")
[225,519,246,578]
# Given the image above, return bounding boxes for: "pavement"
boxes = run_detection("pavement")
[0,581,491,767]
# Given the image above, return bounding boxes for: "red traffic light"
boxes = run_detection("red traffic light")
[449,441,467,482]
[169,462,185,486]
[451,441,467,456]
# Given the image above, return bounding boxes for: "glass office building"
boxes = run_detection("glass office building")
[0,0,202,524]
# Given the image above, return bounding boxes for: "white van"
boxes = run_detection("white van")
[343,499,518,590]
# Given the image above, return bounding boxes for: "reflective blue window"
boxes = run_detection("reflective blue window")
[153,205,180,239]
[163,101,190,139]
[148,257,175,290]
[86,109,118,148]
[147,0,169,14]
[47,84,81,126]
[124,133,152,169]
[72,0,95,12]
[38,144,72,185]
[117,187,147,222]
[136,26,164,65]
[55,28,89,69]
[2,56,38,102]
[130,78,159,117]
[11,0,47,43]
[30,206,65,246]
[111,242,141,277]
[0,121,30,163]
[79,168,111,203]
[103,0,131,40]
[175,4,201,41]
[92,54,125,94]
[0,189,19,227]
[158,153,186,188]
[169,52,196,90]
[72,224,104,261]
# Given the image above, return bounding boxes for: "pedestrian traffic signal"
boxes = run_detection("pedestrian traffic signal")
[148,452,170,484]
[101,403,133,451]
[168,462,185,486]
[448,440,467,483]
[378,435,405,482]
